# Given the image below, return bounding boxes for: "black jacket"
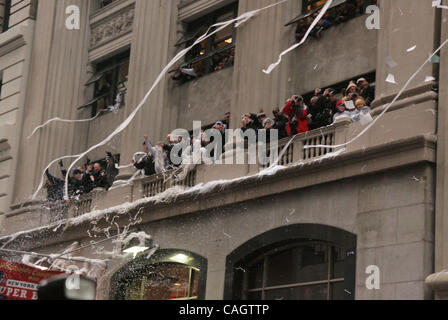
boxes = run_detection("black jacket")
[91,169,110,189]
[45,171,64,202]
[134,155,156,176]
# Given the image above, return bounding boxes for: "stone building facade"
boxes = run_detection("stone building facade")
[0,0,448,300]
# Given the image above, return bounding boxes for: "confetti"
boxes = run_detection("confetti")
[386,73,398,84]
[430,54,440,63]
[424,76,436,82]
[386,56,398,68]
[407,45,417,52]
[344,100,356,111]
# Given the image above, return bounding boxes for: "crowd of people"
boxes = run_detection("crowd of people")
[296,0,376,41]
[45,76,375,202]
[241,77,375,141]
[45,153,119,202]
[171,47,235,83]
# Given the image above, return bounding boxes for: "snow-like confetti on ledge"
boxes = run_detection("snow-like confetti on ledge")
[0,148,346,245]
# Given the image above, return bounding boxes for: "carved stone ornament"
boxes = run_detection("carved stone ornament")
[90,7,134,48]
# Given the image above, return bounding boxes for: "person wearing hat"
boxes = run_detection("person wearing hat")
[257,112,267,126]
[105,152,119,188]
[351,98,371,123]
[357,77,375,105]
[345,81,360,101]
[333,100,352,123]
[59,160,88,197]
[262,118,276,143]
[282,95,310,136]
[272,107,288,139]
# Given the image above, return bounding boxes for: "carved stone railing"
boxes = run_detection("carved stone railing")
[259,120,347,170]
[140,168,197,198]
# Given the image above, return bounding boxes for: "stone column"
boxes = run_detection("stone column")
[116,0,177,179]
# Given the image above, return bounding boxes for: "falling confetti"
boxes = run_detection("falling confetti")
[386,73,398,84]
[430,54,440,63]
[407,45,417,52]
[425,76,436,82]
[386,56,398,68]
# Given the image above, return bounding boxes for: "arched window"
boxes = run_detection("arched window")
[224,224,356,300]
[244,241,346,300]
[111,250,207,300]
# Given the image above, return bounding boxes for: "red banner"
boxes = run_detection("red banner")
[0,260,63,300]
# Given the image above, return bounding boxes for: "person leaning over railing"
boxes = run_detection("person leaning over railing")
[282,95,311,136]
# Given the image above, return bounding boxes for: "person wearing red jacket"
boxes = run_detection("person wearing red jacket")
[282,95,310,136]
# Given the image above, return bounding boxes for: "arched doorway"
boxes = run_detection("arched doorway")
[224,224,356,300]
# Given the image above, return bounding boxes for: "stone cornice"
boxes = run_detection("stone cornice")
[89,3,135,50]
[0,25,30,57]
[178,0,236,22]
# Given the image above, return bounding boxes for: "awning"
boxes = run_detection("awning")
[85,73,104,86]
[77,93,109,110]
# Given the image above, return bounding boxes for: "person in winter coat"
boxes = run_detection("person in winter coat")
[45,170,64,202]
[105,152,119,187]
[143,135,168,174]
[133,151,156,176]
[282,95,310,136]
[272,107,288,140]
[333,100,352,123]
[59,160,87,197]
[351,98,372,123]
[90,163,110,190]
[357,78,375,105]
[309,91,335,130]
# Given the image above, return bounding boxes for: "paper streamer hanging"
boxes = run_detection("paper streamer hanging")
[27,112,103,140]
[31,0,288,201]
[262,0,333,74]
[304,37,448,151]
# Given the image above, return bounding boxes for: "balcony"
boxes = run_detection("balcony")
[1,85,439,238]
[1,120,347,235]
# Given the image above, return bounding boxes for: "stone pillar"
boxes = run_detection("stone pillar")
[116,0,177,179]
[433,1,448,292]
[13,0,91,204]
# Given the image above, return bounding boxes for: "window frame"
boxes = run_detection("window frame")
[224,224,357,300]
[111,249,208,300]
[242,241,346,300]
[1,0,11,33]
[171,2,238,80]
[81,50,130,116]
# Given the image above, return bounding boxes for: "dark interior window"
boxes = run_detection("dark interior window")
[82,50,130,116]
[170,2,237,82]
[243,242,346,300]
[1,0,11,32]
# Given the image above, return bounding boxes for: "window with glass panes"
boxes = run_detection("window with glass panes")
[122,263,200,301]
[243,242,346,300]
[83,50,129,116]
[180,2,237,75]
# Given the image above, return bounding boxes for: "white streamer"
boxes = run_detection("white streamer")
[27,112,102,140]
[263,0,333,74]
[305,37,448,150]
[31,0,288,201]
[31,155,80,200]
